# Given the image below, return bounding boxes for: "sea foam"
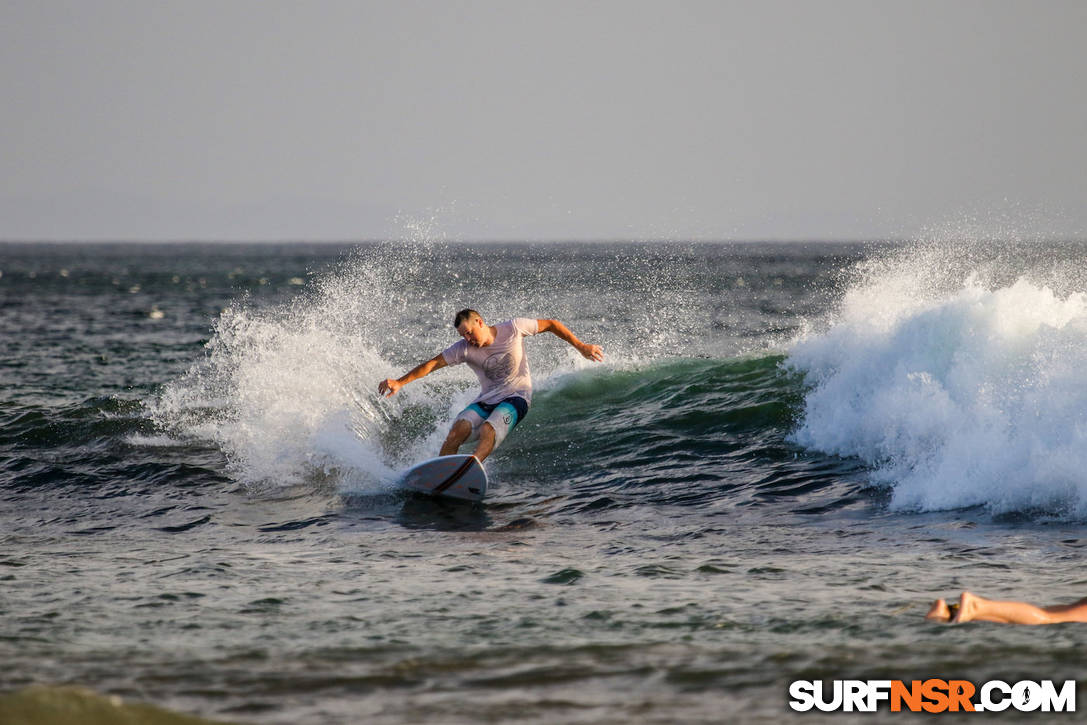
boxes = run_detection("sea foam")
[789,244,1087,517]
[150,251,423,491]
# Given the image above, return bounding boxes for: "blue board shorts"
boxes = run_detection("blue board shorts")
[453,396,529,449]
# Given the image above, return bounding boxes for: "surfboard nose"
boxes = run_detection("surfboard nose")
[400,454,489,502]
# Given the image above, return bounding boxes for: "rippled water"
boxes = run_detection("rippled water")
[3,241,1087,723]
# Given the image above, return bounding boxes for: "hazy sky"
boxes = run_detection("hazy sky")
[2,0,1085,241]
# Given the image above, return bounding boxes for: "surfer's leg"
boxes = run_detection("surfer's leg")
[952,591,1087,625]
[471,398,527,462]
[473,423,497,462]
[442,405,487,455]
[440,419,474,456]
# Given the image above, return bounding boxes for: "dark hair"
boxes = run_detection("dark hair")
[453,308,481,328]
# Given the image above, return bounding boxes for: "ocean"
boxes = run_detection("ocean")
[2,240,1086,723]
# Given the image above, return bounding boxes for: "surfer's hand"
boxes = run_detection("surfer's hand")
[579,343,604,362]
[378,378,402,397]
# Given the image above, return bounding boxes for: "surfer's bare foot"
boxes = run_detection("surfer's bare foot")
[952,591,979,623]
[925,598,951,622]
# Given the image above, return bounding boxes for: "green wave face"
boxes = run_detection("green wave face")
[495,355,867,515]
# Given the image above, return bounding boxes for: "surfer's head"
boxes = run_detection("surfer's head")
[453,309,481,329]
[454,309,491,347]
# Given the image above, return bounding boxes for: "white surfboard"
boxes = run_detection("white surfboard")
[399,454,488,502]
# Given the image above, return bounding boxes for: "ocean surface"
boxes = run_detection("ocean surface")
[3,240,1087,723]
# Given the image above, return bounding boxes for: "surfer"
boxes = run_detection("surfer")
[925,591,1087,625]
[378,309,604,462]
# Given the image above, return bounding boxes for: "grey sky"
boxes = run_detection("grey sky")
[2,0,1085,241]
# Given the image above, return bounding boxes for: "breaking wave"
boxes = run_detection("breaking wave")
[789,243,1087,517]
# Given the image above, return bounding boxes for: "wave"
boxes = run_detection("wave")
[147,245,807,497]
[140,242,874,519]
[150,295,802,495]
[788,243,1087,518]
[526,355,797,454]
[145,258,850,512]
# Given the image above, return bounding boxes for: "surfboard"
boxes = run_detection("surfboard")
[399,454,488,502]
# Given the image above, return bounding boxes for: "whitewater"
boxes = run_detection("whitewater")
[791,246,1087,517]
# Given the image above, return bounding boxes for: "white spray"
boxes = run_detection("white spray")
[789,242,1087,517]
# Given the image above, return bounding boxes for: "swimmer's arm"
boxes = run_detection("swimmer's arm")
[378,353,447,397]
[536,319,604,362]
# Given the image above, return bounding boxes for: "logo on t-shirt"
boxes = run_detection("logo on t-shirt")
[482,352,515,381]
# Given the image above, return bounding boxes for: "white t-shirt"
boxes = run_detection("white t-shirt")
[442,318,540,404]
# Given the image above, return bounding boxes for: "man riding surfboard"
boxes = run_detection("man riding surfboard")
[378,309,603,462]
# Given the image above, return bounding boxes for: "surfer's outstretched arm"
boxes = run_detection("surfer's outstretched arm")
[537,319,604,362]
[925,591,1087,625]
[378,353,447,397]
